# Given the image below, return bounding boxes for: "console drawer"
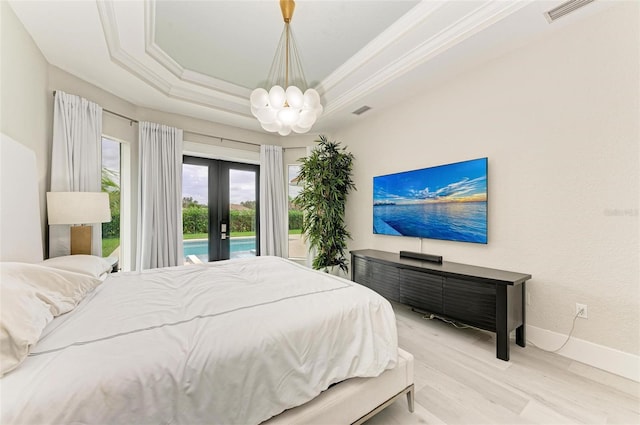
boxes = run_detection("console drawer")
[399,268,442,313]
[443,277,496,331]
[353,256,400,301]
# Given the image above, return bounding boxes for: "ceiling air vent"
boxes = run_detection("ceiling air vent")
[352,106,372,116]
[544,0,596,23]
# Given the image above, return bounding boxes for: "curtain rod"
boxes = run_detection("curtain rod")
[102,108,265,148]
[103,109,310,150]
[53,91,310,150]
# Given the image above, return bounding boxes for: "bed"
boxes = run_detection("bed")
[0,133,414,424]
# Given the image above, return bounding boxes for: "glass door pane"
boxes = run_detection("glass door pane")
[228,168,257,259]
[182,163,209,264]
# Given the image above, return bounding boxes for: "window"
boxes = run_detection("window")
[101,137,121,259]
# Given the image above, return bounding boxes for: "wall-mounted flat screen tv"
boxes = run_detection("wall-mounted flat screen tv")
[373,157,488,244]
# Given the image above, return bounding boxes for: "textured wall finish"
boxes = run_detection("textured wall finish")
[1,2,52,255]
[339,2,639,356]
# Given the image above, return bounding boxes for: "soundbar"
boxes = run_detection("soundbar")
[399,251,443,264]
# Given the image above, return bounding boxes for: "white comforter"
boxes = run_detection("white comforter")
[1,256,398,425]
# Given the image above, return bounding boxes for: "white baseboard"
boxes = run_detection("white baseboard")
[526,325,639,382]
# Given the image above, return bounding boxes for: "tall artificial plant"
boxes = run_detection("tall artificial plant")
[294,135,356,273]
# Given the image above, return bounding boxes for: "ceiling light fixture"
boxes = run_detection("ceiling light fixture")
[250,0,322,136]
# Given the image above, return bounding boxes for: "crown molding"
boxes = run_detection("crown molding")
[97,0,533,128]
[319,1,445,95]
[98,0,251,120]
[144,0,251,101]
[97,0,172,94]
[322,0,533,117]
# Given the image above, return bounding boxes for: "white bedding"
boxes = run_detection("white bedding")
[1,256,398,425]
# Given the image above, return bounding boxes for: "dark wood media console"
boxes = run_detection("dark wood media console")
[350,249,532,361]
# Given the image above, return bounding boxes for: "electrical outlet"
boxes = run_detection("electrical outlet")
[576,303,588,319]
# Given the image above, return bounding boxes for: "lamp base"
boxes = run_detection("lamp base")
[70,225,92,255]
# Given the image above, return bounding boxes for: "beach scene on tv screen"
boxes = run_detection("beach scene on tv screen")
[373,158,488,244]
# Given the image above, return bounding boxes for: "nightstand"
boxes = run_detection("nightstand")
[106,256,119,273]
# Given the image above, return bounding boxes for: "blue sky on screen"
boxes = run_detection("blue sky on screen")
[374,158,487,204]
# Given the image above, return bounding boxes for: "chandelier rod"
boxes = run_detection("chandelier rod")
[285,23,290,88]
[281,0,295,89]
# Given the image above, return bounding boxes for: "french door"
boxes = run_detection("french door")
[182,156,260,262]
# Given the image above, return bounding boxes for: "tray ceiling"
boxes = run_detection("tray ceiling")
[8,0,608,135]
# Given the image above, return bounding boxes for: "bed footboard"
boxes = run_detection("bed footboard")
[264,348,415,425]
[352,383,415,425]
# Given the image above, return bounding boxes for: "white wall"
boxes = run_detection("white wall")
[0,2,52,255]
[336,2,639,359]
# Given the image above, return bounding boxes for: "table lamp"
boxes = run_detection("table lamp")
[47,192,111,255]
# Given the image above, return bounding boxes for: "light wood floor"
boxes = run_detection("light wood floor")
[365,302,640,425]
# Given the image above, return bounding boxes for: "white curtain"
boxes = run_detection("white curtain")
[136,122,183,270]
[49,91,103,258]
[259,145,288,257]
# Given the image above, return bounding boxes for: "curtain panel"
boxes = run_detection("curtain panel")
[259,145,288,257]
[49,91,103,258]
[136,122,183,270]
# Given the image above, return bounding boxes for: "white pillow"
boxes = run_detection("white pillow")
[0,263,104,376]
[41,255,112,278]
[0,269,54,376]
[1,263,103,315]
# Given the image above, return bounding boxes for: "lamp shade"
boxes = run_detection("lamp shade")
[47,192,111,225]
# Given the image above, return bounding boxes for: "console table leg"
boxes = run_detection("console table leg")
[497,331,509,361]
[516,325,525,347]
[496,285,509,361]
[516,281,526,347]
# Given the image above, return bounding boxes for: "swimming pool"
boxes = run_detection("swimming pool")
[183,237,256,262]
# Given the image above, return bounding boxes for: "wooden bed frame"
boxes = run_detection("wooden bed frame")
[0,132,415,424]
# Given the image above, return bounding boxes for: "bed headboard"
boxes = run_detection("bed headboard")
[0,133,44,263]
